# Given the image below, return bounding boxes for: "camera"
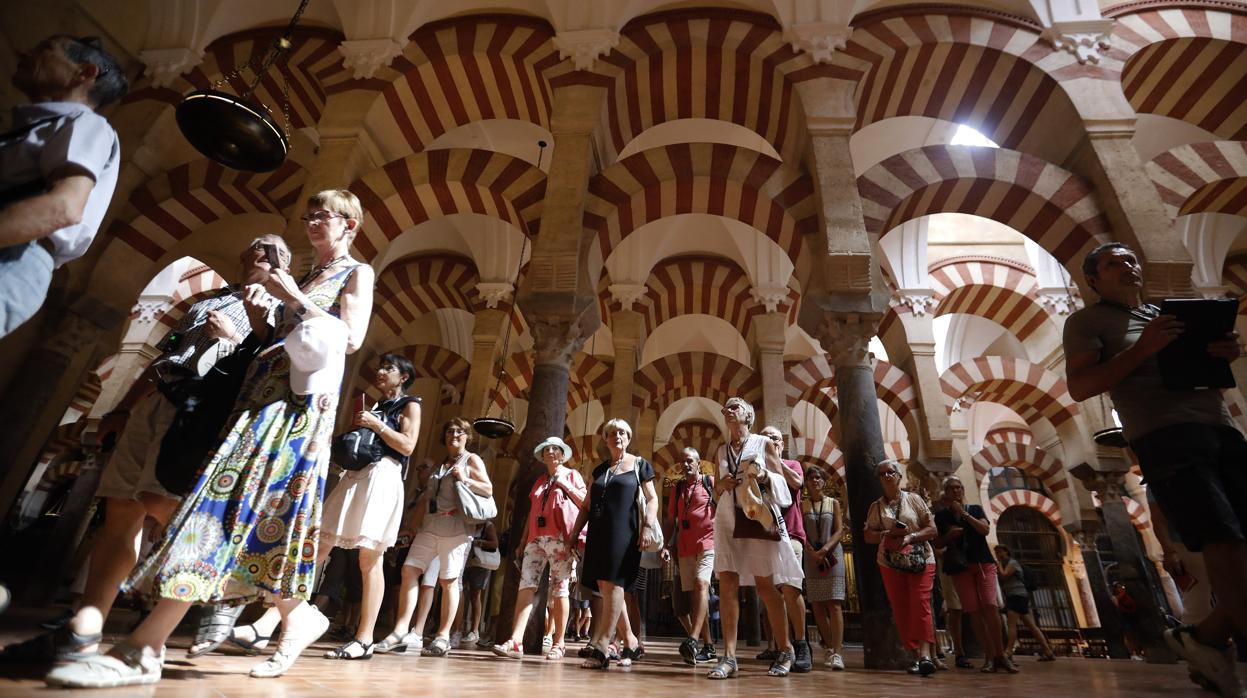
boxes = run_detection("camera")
[681,520,690,530]
[536,516,547,528]
[428,500,438,514]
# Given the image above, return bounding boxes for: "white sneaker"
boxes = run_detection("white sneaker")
[464,631,480,646]
[250,605,329,679]
[831,652,845,671]
[46,644,164,688]
[1165,626,1246,698]
[824,648,834,667]
[406,635,424,655]
[542,635,553,653]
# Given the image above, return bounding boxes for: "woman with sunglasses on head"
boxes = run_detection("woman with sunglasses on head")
[376,418,492,658]
[492,436,586,661]
[802,465,846,670]
[48,190,375,688]
[863,459,939,677]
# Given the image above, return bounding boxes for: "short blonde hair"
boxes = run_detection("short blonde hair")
[308,189,363,227]
[601,418,632,439]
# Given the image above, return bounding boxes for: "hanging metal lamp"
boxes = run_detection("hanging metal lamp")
[175,0,308,172]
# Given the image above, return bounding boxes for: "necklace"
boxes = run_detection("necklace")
[301,253,352,285]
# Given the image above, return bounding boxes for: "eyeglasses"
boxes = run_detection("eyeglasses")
[300,211,347,223]
[879,471,901,478]
[446,428,468,436]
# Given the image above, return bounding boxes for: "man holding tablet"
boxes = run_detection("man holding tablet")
[1063,242,1246,697]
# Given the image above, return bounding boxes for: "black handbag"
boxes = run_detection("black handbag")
[331,396,417,471]
[942,538,969,575]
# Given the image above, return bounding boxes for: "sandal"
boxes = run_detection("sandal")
[373,631,416,654]
[492,639,523,659]
[249,606,329,679]
[323,639,373,660]
[707,656,738,679]
[767,648,794,676]
[226,623,272,656]
[546,644,566,661]
[187,605,244,658]
[0,626,102,663]
[580,645,609,669]
[421,636,451,657]
[618,646,640,667]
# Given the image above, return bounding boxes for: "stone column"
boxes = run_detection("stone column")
[1066,123,1193,298]
[0,305,120,522]
[1074,527,1129,658]
[753,310,791,439]
[606,289,645,425]
[461,306,508,422]
[1072,467,1175,662]
[812,310,906,669]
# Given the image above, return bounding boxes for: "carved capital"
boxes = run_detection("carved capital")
[139,47,203,88]
[783,21,852,64]
[1042,19,1114,64]
[814,312,880,368]
[608,283,648,310]
[1036,288,1081,315]
[749,285,790,314]
[1071,464,1127,500]
[530,315,591,369]
[890,289,936,316]
[130,299,172,326]
[553,29,620,71]
[475,281,515,309]
[338,38,405,79]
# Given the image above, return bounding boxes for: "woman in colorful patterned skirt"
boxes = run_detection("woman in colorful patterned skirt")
[47,190,375,689]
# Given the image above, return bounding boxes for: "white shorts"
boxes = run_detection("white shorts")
[677,550,715,591]
[404,530,472,580]
[96,391,177,501]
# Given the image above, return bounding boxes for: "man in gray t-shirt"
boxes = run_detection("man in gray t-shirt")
[1062,242,1245,693]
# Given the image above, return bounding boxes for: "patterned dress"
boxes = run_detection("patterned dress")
[125,264,363,604]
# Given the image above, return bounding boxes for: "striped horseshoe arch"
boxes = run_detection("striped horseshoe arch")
[593,10,839,166]
[940,356,1079,429]
[335,17,561,158]
[1147,141,1247,219]
[372,254,483,336]
[785,353,921,444]
[352,148,547,262]
[1110,4,1247,140]
[654,421,724,475]
[987,489,1063,528]
[355,344,471,406]
[584,143,818,267]
[983,426,1034,447]
[838,8,1088,164]
[927,256,1055,343]
[858,145,1109,267]
[633,352,762,416]
[791,437,846,485]
[108,158,306,262]
[970,441,1069,495]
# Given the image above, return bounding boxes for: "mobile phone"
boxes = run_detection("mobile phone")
[262,242,282,269]
[894,521,908,530]
[359,394,367,412]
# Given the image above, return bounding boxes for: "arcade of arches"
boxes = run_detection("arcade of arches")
[2,0,1246,668]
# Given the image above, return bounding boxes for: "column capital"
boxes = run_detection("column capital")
[813,311,881,368]
[889,289,936,316]
[139,47,204,88]
[1070,462,1128,499]
[609,283,648,310]
[1041,19,1114,65]
[475,282,515,309]
[525,299,599,369]
[553,29,620,72]
[782,21,852,65]
[338,37,405,79]
[749,285,790,314]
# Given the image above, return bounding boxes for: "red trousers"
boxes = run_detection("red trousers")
[880,562,935,651]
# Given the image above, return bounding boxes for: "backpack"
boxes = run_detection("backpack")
[674,475,716,511]
[1019,561,1038,593]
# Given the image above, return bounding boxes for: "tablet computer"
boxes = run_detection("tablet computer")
[1157,298,1238,390]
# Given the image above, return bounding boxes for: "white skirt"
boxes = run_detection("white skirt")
[713,505,805,587]
[320,457,405,553]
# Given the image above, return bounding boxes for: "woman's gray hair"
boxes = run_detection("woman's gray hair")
[875,458,903,477]
[601,418,632,439]
[723,396,755,426]
[941,475,963,492]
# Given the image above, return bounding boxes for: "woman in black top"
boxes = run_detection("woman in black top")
[569,418,659,668]
[933,476,1015,674]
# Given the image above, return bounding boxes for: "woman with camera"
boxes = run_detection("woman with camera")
[492,436,586,661]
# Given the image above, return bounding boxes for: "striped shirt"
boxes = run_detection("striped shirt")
[151,288,268,382]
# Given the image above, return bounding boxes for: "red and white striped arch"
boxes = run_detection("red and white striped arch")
[352,148,546,262]
[354,344,471,407]
[144,264,230,345]
[785,354,920,441]
[633,352,762,415]
[983,426,1034,447]
[793,390,839,427]
[585,143,818,267]
[372,254,482,336]
[839,9,1088,160]
[333,17,561,156]
[1109,5,1247,140]
[124,27,348,131]
[654,421,724,475]
[487,351,610,414]
[1147,141,1247,219]
[927,256,1054,342]
[940,356,1079,429]
[108,158,306,262]
[1123,496,1152,532]
[594,11,841,166]
[987,489,1062,529]
[858,145,1109,267]
[791,437,846,486]
[970,441,1069,495]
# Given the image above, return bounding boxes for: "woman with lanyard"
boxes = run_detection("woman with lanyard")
[379,417,492,658]
[802,466,846,670]
[570,419,658,669]
[492,436,587,660]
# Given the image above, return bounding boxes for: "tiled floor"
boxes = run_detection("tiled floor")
[0,624,1217,698]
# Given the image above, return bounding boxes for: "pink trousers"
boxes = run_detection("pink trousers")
[879,562,936,651]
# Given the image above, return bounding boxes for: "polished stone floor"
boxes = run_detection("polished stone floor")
[0,620,1218,698]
